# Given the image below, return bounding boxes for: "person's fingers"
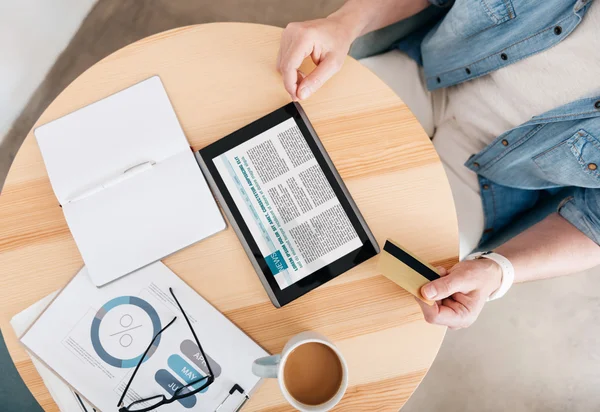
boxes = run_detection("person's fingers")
[297,70,305,86]
[416,297,469,329]
[296,55,342,100]
[417,262,492,328]
[279,38,313,100]
[415,298,440,322]
[452,291,486,316]
[435,266,449,276]
[441,297,473,329]
[421,270,478,301]
[282,67,300,100]
[276,48,282,73]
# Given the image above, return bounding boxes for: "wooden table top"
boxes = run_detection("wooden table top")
[0,23,458,411]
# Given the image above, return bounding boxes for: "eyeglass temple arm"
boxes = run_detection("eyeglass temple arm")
[169,287,214,378]
[116,316,177,408]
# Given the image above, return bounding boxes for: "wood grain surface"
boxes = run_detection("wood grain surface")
[0,23,458,411]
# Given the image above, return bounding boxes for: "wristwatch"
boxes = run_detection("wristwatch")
[465,251,514,301]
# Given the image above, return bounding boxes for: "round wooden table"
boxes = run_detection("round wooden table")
[0,23,458,411]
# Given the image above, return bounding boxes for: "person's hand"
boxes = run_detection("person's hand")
[416,259,503,329]
[277,16,356,101]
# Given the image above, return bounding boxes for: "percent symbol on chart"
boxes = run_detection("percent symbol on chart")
[91,296,162,368]
[110,314,143,348]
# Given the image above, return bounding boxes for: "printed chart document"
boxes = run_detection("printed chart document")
[20,263,267,411]
[213,117,362,289]
[11,292,97,412]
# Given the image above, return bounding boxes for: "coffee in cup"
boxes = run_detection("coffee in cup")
[283,342,343,405]
[252,332,348,411]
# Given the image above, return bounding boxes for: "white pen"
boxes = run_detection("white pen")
[68,161,155,203]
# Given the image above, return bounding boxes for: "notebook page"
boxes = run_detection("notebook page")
[35,76,188,205]
[62,150,225,286]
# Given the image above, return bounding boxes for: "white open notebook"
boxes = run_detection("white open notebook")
[35,76,225,286]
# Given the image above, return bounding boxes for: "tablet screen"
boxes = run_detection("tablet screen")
[212,117,362,290]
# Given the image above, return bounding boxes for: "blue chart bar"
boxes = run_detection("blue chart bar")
[167,354,209,393]
[154,369,196,409]
[180,339,222,377]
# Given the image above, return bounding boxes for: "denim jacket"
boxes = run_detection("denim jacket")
[410,0,600,245]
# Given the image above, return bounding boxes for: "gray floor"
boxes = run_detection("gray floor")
[1,1,599,411]
[403,269,600,412]
[0,332,43,411]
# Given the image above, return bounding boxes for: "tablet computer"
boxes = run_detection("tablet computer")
[196,103,379,307]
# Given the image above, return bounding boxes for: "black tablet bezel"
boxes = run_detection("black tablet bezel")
[198,103,379,307]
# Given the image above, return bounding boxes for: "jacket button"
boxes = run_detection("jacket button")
[589,163,598,171]
[437,77,441,83]
[465,68,471,75]
[501,139,509,146]
[554,26,562,35]
[500,53,508,61]
[484,228,494,234]
[595,100,600,109]
[473,162,480,168]
[482,184,490,190]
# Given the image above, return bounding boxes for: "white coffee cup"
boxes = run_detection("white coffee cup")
[252,332,348,412]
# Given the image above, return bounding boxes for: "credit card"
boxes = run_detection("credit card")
[377,239,441,305]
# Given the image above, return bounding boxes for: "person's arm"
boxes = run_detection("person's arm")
[417,213,600,329]
[277,0,431,100]
[330,0,432,37]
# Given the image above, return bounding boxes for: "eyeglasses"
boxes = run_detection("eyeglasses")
[117,287,214,412]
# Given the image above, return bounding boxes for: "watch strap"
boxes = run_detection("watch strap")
[466,251,514,301]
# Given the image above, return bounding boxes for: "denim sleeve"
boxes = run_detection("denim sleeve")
[558,188,600,245]
[428,0,454,7]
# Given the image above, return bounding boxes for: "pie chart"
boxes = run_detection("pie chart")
[90,296,162,368]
